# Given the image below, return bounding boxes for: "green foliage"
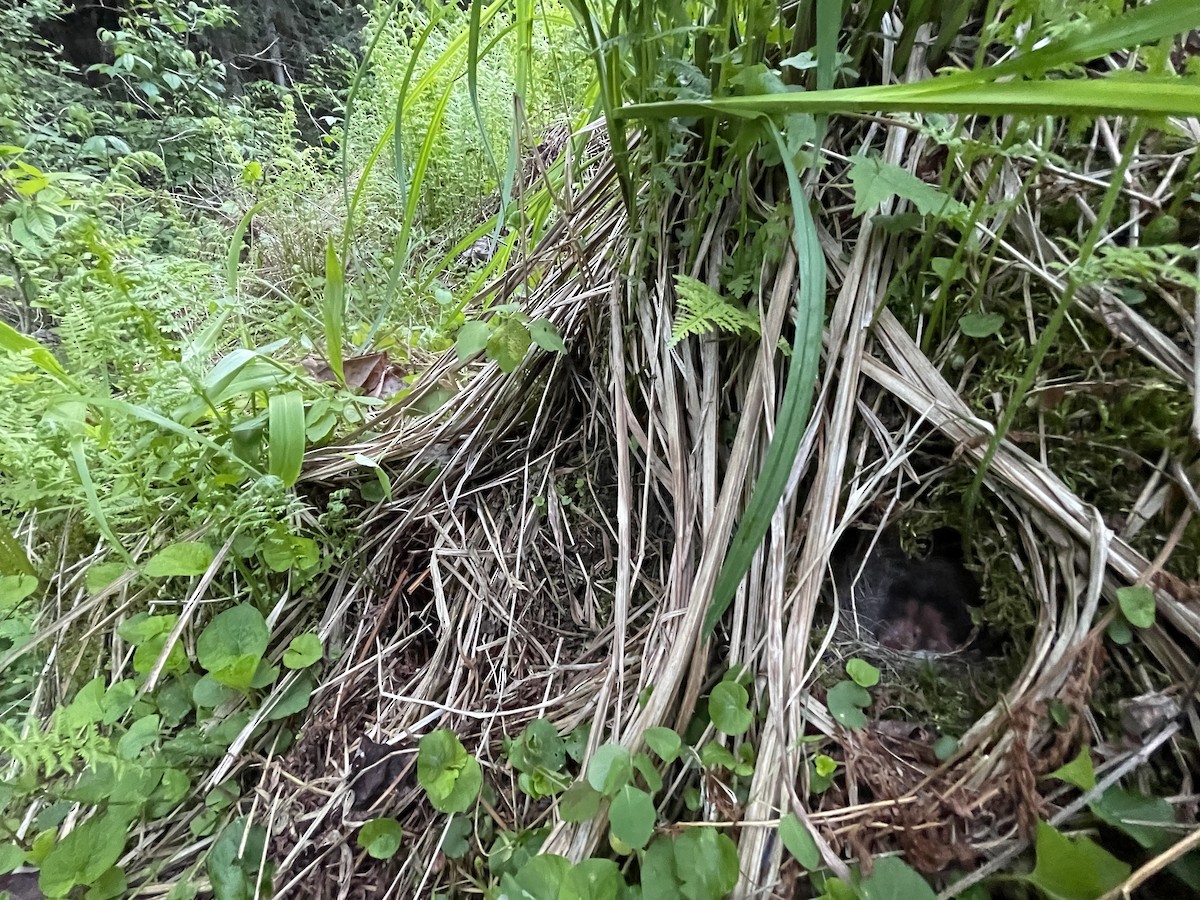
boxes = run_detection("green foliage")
[848,156,966,219]
[827,681,872,730]
[418,729,483,814]
[282,633,323,670]
[1116,585,1156,629]
[358,818,404,860]
[207,817,273,900]
[1024,820,1130,899]
[707,681,752,737]
[845,659,880,689]
[38,807,132,898]
[456,310,565,373]
[507,719,571,799]
[669,275,762,347]
[779,814,821,870]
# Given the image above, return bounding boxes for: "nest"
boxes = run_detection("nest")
[194,42,1200,900]
[223,104,1200,898]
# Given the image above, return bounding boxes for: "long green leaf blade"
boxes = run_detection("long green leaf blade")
[268,391,306,488]
[618,75,1200,120]
[323,238,346,385]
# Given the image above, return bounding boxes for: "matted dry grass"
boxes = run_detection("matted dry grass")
[232,44,1200,900]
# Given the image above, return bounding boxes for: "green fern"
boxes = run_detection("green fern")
[669,275,761,347]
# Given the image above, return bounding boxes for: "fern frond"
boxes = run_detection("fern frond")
[669,274,761,347]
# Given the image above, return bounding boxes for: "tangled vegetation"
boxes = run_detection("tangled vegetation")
[2,0,1200,898]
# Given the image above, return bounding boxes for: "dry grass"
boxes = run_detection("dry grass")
[17,26,1194,900]
[230,89,1200,896]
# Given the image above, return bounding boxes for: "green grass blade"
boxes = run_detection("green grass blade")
[226,200,265,295]
[704,121,826,637]
[985,0,1200,80]
[340,0,407,215]
[87,396,263,476]
[268,391,305,488]
[323,238,345,385]
[815,0,841,92]
[69,437,133,565]
[467,0,501,190]
[966,120,1150,515]
[562,0,635,212]
[617,75,1200,120]
[388,80,455,291]
[0,321,77,389]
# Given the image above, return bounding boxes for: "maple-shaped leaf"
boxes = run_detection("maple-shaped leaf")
[487,318,532,373]
[848,156,967,218]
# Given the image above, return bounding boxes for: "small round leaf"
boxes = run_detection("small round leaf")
[283,633,323,669]
[357,818,402,859]
[609,786,656,850]
[1117,585,1155,629]
[959,312,1004,338]
[845,658,880,688]
[708,681,752,736]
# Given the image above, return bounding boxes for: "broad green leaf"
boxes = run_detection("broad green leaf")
[672,827,739,899]
[1026,820,1130,900]
[779,813,820,870]
[84,865,126,900]
[0,522,35,577]
[0,574,37,609]
[586,744,632,797]
[193,674,238,709]
[1091,788,1174,849]
[634,751,664,792]
[143,541,214,578]
[528,318,566,352]
[560,781,602,822]
[609,785,656,850]
[0,842,25,874]
[708,681,752,736]
[196,605,269,692]
[827,681,871,730]
[1117,585,1156,629]
[116,714,160,761]
[960,313,1005,338]
[282,633,323,670]
[1106,617,1133,645]
[848,155,966,218]
[1050,748,1096,791]
[207,817,270,900]
[644,727,682,763]
[59,676,106,729]
[487,318,532,373]
[417,730,482,813]
[505,854,571,899]
[38,809,130,897]
[117,613,176,645]
[441,815,472,858]
[456,321,491,359]
[265,673,315,721]
[508,718,566,772]
[845,658,880,688]
[267,391,305,488]
[859,856,938,900]
[563,858,625,900]
[357,818,402,859]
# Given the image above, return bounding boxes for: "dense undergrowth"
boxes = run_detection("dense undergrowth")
[2,0,1200,898]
